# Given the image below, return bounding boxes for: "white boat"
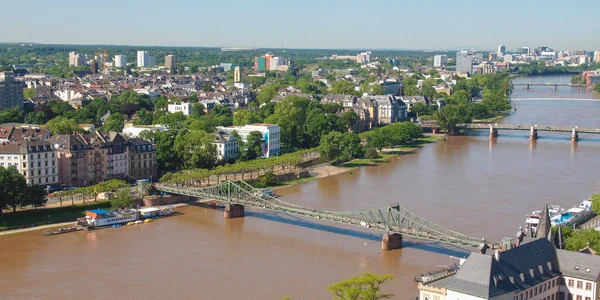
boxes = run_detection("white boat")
[525,199,594,230]
[79,208,139,229]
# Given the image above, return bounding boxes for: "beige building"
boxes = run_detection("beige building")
[68,51,85,66]
[0,72,24,110]
[234,66,241,83]
[0,139,58,186]
[165,55,177,73]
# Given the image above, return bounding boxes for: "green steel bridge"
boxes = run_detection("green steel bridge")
[156,181,488,249]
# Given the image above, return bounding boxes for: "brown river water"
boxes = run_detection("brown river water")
[2,75,600,300]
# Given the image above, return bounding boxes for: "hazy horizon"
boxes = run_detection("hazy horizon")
[3,0,600,51]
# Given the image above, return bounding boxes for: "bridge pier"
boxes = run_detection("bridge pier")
[489,126,498,139]
[224,204,245,218]
[381,233,403,250]
[554,85,557,91]
[432,128,439,134]
[571,128,578,142]
[526,84,529,90]
[529,127,538,140]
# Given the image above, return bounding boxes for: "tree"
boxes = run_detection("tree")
[243,131,265,160]
[0,166,27,213]
[46,116,80,134]
[110,189,134,209]
[402,77,417,86]
[174,130,218,169]
[447,90,471,106]
[591,193,600,216]
[339,132,364,161]
[365,148,379,160]
[257,84,279,104]
[203,82,213,92]
[23,88,35,100]
[341,110,359,132]
[319,131,343,164]
[0,107,25,124]
[411,102,430,117]
[328,272,394,300]
[102,112,125,132]
[330,80,357,95]
[403,85,421,96]
[233,109,261,126]
[565,229,600,253]
[433,104,471,134]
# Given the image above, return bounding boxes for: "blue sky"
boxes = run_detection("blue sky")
[4,0,599,50]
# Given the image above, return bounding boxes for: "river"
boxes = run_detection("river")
[2,75,600,300]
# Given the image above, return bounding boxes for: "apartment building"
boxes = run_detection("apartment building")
[128,138,157,181]
[0,139,58,186]
[216,124,280,158]
[0,71,24,110]
[213,130,239,160]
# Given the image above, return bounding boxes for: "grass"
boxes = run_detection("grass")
[0,201,111,230]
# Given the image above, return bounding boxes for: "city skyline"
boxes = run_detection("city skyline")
[3,0,600,50]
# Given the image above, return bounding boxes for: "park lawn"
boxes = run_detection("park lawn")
[0,201,111,230]
[342,153,395,168]
[342,136,443,168]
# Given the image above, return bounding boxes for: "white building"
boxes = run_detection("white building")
[216,124,280,158]
[137,51,149,68]
[122,124,167,138]
[498,45,506,56]
[504,54,514,63]
[114,55,127,68]
[134,88,161,99]
[69,51,86,67]
[167,102,194,116]
[212,130,239,160]
[269,57,281,71]
[594,51,600,63]
[234,82,251,89]
[434,55,448,67]
[357,52,372,64]
[0,139,58,186]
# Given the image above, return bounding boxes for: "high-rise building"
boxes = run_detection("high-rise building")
[234,66,241,82]
[90,60,99,74]
[137,51,149,68]
[455,51,473,74]
[269,57,281,71]
[497,45,506,56]
[68,51,86,66]
[0,72,24,110]
[594,51,600,63]
[254,57,266,71]
[433,55,447,67]
[503,54,513,63]
[148,56,156,67]
[165,55,177,73]
[521,47,530,55]
[114,55,127,68]
[357,51,371,64]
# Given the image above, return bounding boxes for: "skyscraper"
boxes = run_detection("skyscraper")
[455,51,473,74]
[69,51,86,66]
[0,72,24,110]
[594,51,600,63]
[90,60,98,74]
[234,66,241,83]
[114,55,127,68]
[433,55,447,67]
[497,45,506,56]
[137,51,149,68]
[165,55,177,73]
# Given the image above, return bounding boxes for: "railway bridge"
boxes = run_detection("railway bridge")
[156,181,493,251]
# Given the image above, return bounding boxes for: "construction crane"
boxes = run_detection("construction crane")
[94,50,109,74]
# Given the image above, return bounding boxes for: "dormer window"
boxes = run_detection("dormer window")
[575,266,580,270]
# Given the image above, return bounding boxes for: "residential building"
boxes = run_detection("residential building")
[212,130,239,160]
[90,60,99,74]
[357,52,371,64]
[167,102,193,116]
[165,55,177,74]
[434,55,448,67]
[68,51,86,66]
[114,55,127,68]
[594,51,600,63]
[122,124,167,138]
[383,80,402,96]
[322,94,357,107]
[269,57,281,71]
[0,139,58,186]
[234,82,251,89]
[137,51,150,68]
[504,54,514,63]
[148,56,156,67]
[254,56,267,71]
[219,63,236,72]
[216,124,280,158]
[498,45,506,56]
[128,138,157,181]
[234,66,241,83]
[521,47,530,55]
[0,72,24,110]
[0,126,50,142]
[364,95,400,124]
[456,51,473,74]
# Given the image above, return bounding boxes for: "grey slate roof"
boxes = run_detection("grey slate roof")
[556,249,600,281]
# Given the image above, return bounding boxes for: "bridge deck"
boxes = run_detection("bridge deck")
[420,123,600,134]
[157,181,487,249]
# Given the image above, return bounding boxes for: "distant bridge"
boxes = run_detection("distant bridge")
[512,83,591,91]
[156,181,490,250]
[511,97,600,102]
[420,123,600,141]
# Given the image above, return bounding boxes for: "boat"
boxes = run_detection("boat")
[43,226,84,236]
[144,219,153,223]
[78,208,139,229]
[525,199,594,233]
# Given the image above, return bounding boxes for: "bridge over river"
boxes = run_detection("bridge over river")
[156,181,493,251]
[512,83,590,91]
[420,123,600,141]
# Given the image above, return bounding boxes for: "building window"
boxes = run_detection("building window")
[576,296,582,300]
[577,281,583,289]
[568,280,574,287]
[585,283,591,291]
[585,298,590,300]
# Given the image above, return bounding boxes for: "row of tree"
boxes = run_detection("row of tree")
[0,167,47,214]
